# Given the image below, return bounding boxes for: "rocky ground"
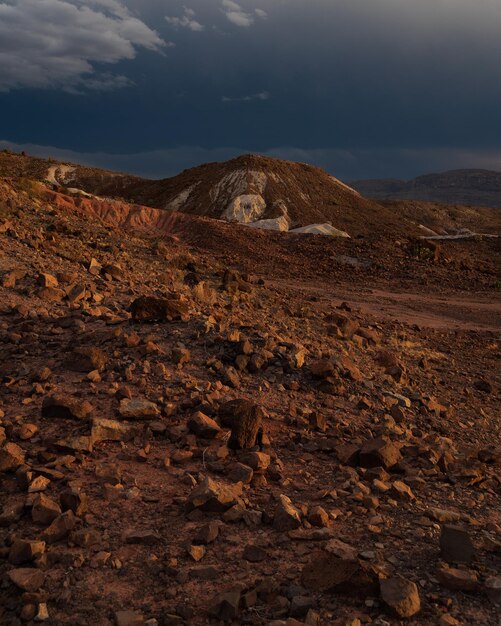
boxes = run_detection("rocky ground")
[0,177,500,626]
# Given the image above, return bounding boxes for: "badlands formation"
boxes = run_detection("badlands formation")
[0,150,500,626]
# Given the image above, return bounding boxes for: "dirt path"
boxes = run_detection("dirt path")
[268,278,501,332]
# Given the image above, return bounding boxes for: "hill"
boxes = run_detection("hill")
[352,169,501,208]
[0,150,410,237]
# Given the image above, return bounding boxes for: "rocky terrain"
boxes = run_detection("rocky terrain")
[0,153,500,626]
[352,170,501,210]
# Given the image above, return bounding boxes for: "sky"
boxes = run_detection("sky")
[1,0,501,181]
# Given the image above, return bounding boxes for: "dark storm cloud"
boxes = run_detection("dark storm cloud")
[1,0,501,179]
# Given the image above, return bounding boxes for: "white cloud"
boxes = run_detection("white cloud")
[0,0,166,92]
[166,6,204,32]
[221,0,266,28]
[222,90,270,102]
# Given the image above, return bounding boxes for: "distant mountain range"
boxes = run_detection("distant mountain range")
[351,169,501,208]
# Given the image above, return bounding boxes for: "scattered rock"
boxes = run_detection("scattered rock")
[42,394,93,420]
[119,398,160,420]
[186,477,243,513]
[440,525,475,564]
[274,495,302,531]
[220,399,263,450]
[380,575,421,618]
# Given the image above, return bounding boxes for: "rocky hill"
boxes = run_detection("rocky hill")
[352,169,501,208]
[0,151,411,237]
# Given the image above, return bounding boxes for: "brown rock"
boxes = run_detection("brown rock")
[243,544,267,562]
[8,568,45,592]
[129,295,189,322]
[310,359,335,378]
[485,576,501,603]
[193,521,220,545]
[390,480,415,501]
[32,494,61,525]
[238,451,270,471]
[91,417,137,442]
[302,552,378,593]
[380,575,421,618]
[119,398,160,420]
[359,436,402,469]
[220,399,263,450]
[436,566,478,591]
[37,273,58,288]
[114,611,144,626]
[41,510,77,544]
[207,590,241,621]
[67,346,107,372]
[172,347,190,366]
[123,529,161,545]
[41,394,93,420]
[188,412,221,438]
[440,525,475,564]
[274,495,301,531]
[227,462,254,484]
[188,544,206,561]
[308,506,330,528]
[186,477,243,513]
[60,488,88,516]
[0,441,25,471]
[9,540,46,565]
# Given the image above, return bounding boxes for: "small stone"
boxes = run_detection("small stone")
[193,521,220,545]
[60,488,88,516]
[28,475,51,493]
[119,398,160,420]
[8,568,45,592]
[238,451,270,472]
[308,506,330,528]
[115,610,144,626]
[35,602,49,621]
[0,442,25,471]
[91,417,137,442]
[207,590,241,621]
[19,423,38,440]
[38,273,58,288]
[436,566,478,591]
[67,346,107,372]
[380,575,421,618]
[186,477,243,513]
[390,480,415,501]
[243,544,267,562]
[188,545,206,561]
[123,529,161,545]
[40,510,77,544]
[485,576,501,604]
[188,412,221,438]
[41,394,93,420]
[359,437,402,469]
[274,495,302,531]
[227,462,254,484]
[302,552,377,593]
[129,295,189,322]
[172,347,190,366]
[9,540,46,565]
[32,494,61,525]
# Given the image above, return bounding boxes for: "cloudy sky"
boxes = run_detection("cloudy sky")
[1,0,501,180]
